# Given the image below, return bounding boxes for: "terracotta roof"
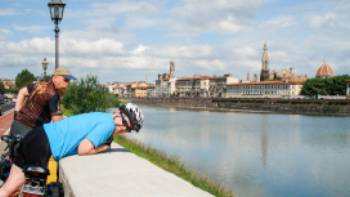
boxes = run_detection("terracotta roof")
[227,80,304,86]
[316,63,335,77]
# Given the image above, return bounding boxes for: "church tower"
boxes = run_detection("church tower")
[169,61,175,79]
[260,43,270,81]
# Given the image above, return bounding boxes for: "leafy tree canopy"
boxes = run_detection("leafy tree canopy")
[62,75,120,115]
[301,75,350,96]
[15,69,36,90]
[0,81,5,94]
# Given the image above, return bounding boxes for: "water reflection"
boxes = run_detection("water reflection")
[126,105,350,197]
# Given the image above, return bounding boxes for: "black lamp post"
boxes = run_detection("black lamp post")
[42,58,49,79]
[48,0,65,69]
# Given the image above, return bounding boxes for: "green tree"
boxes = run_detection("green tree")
[0,81,5,94]
[301,75,350,96]
[328,75,350,95]
[62,75,120,115]
[15,69,36,90]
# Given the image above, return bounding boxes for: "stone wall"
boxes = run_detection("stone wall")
[131,97,350,116]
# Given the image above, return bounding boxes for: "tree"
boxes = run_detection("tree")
[301,75,350,96]
[62,75,120,115]
[15,69,36,90]
[0,81,5,94]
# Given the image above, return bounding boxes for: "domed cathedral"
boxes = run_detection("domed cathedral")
[315,62,335,78]
[260,43,270,81]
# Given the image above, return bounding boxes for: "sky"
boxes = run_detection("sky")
[0,0,349,83]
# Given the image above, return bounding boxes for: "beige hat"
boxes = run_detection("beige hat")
[53,67,76,80]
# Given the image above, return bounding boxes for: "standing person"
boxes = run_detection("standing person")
[0,103,144,197]
[10,67,76,137]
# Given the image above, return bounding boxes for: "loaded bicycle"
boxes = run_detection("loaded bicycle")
[0,135,62,197]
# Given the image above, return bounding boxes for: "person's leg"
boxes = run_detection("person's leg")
[0,126,51,197]
[0,164,25,197]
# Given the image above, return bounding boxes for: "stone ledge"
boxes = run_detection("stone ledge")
[59,143,212,197]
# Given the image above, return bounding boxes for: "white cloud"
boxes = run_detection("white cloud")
[132,45,149,55]
[0,8,16,16]
[62,38,124,56]
[264,16,296,29]
[193,59,226,70]
[12,25,48,33]
[2,0,350,81]
[2,37,52,55]
[307,12,337,28]
[91,1,158,15]
[218,16,249,32]
[156,45,213,59]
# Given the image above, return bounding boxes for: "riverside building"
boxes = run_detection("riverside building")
[226,80,304,98]
[154,61,176,97]
[175,74,238,97]
[347,80,350,97]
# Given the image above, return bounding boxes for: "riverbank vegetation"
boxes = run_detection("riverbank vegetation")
[62,75,120,114]
[115,136,234,197]
[301,75,350,97]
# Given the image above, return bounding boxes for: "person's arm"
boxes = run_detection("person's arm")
[48,94,64,122]
[77,138,110,156]
[15,87,29,112]
[51,114,64,122]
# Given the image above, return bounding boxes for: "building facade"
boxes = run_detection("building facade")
[347,80,350,97]
[0,79,15,90]
[108,82,128,97]
[226,80,304,98]
[154,61,176,97]
[175,76,210,97]
[208,74,239,97]
[175,74,238,98]
[127,81,148,98]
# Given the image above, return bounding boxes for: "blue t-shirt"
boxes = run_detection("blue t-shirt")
[43,112,116,160]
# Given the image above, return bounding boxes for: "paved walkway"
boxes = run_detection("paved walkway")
[0,110,13,136]
[60,143,213,197]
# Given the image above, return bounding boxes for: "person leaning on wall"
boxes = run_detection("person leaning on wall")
[10,67,76,137]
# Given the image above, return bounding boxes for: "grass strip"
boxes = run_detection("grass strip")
[115,136,234,197]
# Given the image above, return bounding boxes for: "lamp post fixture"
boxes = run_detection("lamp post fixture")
[42,58,49,79]
[48,0,65,69]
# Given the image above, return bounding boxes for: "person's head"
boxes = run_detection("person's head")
[52,67,76,92]
[113,103,144,135]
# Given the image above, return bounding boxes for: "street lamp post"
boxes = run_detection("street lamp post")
[48,0,65,69]
[42,58,49,79]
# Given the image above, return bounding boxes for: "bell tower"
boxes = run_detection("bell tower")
[260,43,270,81]
[169,61,175,79]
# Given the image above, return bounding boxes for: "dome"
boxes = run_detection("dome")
[316,63,335,78]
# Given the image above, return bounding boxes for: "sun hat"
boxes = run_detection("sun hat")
[53,67,76,80]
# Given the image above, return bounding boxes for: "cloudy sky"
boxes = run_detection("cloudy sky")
[0,0,349,83]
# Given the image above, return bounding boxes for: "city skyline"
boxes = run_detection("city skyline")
[0,0,349,82]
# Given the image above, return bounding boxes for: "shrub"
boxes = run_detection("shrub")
[62,75,120,115]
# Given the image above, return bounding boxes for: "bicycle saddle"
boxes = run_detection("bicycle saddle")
[24,166,49,178]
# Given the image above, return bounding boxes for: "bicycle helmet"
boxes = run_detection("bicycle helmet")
[119,103,144,132]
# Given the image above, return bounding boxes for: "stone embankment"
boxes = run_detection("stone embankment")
[60,143,212,197]
[131,97,350,116]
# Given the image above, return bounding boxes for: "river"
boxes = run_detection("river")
[126,105,350,197]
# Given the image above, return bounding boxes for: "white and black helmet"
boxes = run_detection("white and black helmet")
[119,103,144,132]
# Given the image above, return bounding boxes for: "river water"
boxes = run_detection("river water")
[126,105,350,197]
